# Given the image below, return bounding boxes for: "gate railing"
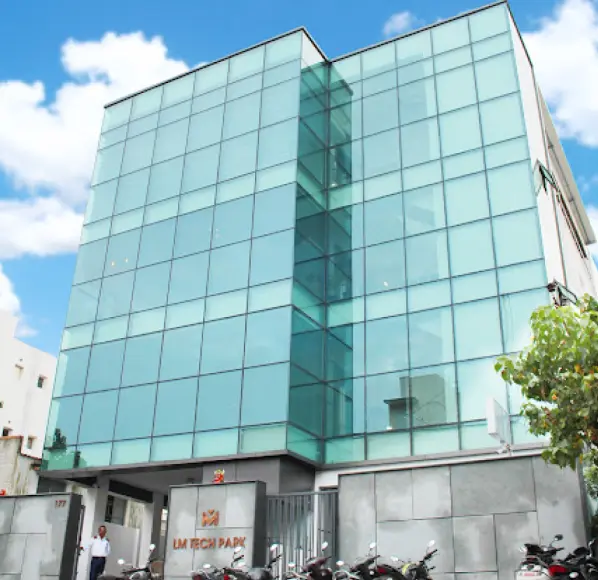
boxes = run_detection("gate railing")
[266,490,338,575]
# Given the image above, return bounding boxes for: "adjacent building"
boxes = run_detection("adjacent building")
[41,1,597,575]
[0,310,55,493]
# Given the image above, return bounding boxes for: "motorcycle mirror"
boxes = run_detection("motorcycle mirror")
[369,542,376,550]
[270,544,280,552]
[149,544,156,551]
[322,542,329,551]
[427,541,436,549]
[391,557,399,563]
[118,559,125,566]
[234,547,243,554]
[337,561,345,567]
[554,535,564,542]
[203,564,211,569]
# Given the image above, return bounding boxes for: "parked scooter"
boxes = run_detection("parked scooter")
[286,542,332,580]
[389,541,437,580]
[198,544,283,580]
[100,543,162,580]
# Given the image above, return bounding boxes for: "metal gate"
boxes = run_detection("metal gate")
[72,504,86,580]
[266,490,338,571]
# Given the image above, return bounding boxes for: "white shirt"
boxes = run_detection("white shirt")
[88,536,111,558]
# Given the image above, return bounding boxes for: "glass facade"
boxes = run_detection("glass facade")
[44,3,550,470]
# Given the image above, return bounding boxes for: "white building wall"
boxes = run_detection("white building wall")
[508,12,598,299]
[0,310,56,459]
[0,436,39,494]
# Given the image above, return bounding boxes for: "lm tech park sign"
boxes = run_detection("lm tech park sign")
[172,509,247,551]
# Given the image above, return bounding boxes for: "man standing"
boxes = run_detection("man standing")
[85,525,111,580]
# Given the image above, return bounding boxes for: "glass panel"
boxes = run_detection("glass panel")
[94,317,128,343]
[205,290,247,321]
[137,219,175,267]
[131,87,162,119]
[475,53,518,102]
[151,434,193,462]
[460,422,503,450]
[158,100,191,126]
[115,169,150,214]
[363,129,401,178]
[325,436,365,463]
[412,425,459,454]
[469,4,509,42]
[166,299,205,329]
[147,156,184,204]
[445,172,490,226]
[366,371,409,432]
[173,208,213,258]
[501,289,548,352]
[366,290,406,320]
[434,47,472,73]
[130,263,170,312]
[112,210,144,234]
[114,384,156,440]
[61,324,94,350]
[144,198,178,225]
[401,118,440,168]
[362,43,396,78]
[498,260,547,294]
[408,279,451,312]
[92,142,124,185]
[443,149,485,180]
[363,90,399,136]
[409,307,454,367]
[288,426,321,462]
[217,174,255,203]
[86,181,117,224]
[121,132,155,175]
[411,363,457,426]
[454,298,502,360]
[365,240,405,294]
[397,59,434,85]
[128,113,159,138]
[261,79,300,127]
[223,93,261,139]
[45,396,83,447]
[73,239,107,284]
[195,61,229,95]
[405,230,449,285]
[128,308,165,336]
[249,230,294,286]
[436,66,477,114]
[256,161,296,191]
[97,271,134,319]
[227,74,263,101]
[367,431,410,460]
[53,348,90,397]
[219,132,258,180]
[76,443,112,468]
[493,210,543,266]
[121,333,162,386]
[168,252,210,303]
[66,281,101,327]
[258,119,298,170]
[396,30,432,66]
[403,183,445,236]
[362,71,396,97]
[364,193,404,245]
[480,94,525,145]
[245,308,291,367]
[78,391,118,444]
[208,241,250,294]
[81,220,111,244]
[266,32,301,67]
[473,34,512,61]
[153,118,189,164]
[485,137,529,169]
[112,439,151,465]
[200,316,246,374]
[363,172,401,202]
[241,363,289,425]
[458,357,508,421]
[154,378,198,436]
[398,78,436,125]
[192,87,226,114]
[449,220,495,276]
[366,315,409,374]
[181,145,220,192]
[439,107,482,156]
[253,184,295,237]
[212,196,253,247]
[160,324,203,381]
[432,18,470,53]
[193,429,239,457]
[229,46,265,82]
[452,270,497,303]
[179,187,216,213]
[196,371,242,429]
[163,74,194,108]
[488,162,535,216]
[102,100,131,131]
[403,161,442,191]
[104,229,141,276]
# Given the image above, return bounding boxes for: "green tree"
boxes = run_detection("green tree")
[495,293,598,497]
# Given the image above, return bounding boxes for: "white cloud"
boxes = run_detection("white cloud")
[383,11,421,37]
[0,31,190,336]
[522,0,598,147]
[0,265,35,337]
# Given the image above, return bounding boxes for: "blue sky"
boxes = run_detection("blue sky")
[0,0,597,355]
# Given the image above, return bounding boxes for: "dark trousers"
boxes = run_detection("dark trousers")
[90,557,106,580]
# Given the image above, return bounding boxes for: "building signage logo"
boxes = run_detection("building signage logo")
[172,508,246,550]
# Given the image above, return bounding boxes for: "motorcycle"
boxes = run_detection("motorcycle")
[286,542,332,580]
[335,541,405,580]
[389,541,437,580]
[198,544,283,580]
[100,543,162,580]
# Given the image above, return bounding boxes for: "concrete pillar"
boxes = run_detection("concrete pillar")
[139,492,165,565]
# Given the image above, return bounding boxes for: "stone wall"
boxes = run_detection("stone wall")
[164,482,267,580]
[0,493,82,580]
[338,456,586,580]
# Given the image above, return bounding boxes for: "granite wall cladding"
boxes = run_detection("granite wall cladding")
[164,482,267,580]
[338,456,586,580]
[0,493,82,580]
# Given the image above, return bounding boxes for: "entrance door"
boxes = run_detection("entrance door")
[73,505,86,580]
